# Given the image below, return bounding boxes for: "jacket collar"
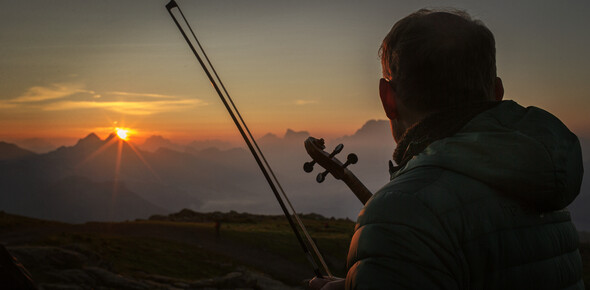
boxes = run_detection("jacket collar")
[390,101,500,179]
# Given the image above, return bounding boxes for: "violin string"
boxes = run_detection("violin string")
[167,0,331,278]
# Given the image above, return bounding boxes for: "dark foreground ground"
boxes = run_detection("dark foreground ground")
[1,210,589,289]
[0,210,353,290]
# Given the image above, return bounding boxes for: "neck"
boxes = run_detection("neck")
[392,101,500,168]
[393,105,433,143]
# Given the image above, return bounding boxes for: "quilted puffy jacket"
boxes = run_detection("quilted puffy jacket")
[346,101,584,289]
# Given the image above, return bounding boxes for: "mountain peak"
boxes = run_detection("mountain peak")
[284,129,309,140]
[145,135,168,142]
[143,135,173,147]
[105,133,117,142]
[353,119,389,136]
[140,135,178,152]
[82,132,101,141]
[76,133,103,147]
[259,133,280,144]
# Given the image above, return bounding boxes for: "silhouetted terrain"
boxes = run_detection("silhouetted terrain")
[1,120,589,232]
[1,210,589,289]
[0,141,37,160]
[0,120,394,223]
[0,210,353,289]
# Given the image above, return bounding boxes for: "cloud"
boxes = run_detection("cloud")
[0,103,18,109]
[108,91,177,99]
[43,99,206,115]
[12,83,93,103]
[0,84,207,115]
[295,99,318,105]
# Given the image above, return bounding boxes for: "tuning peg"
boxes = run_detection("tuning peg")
[342,153,358,168]
[316,170,329,183]
[303,143,345,173]
[331,144,344,156]
[316,154,358,183]
[303,161,315,173]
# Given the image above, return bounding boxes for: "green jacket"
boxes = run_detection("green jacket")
[346,101,584,289]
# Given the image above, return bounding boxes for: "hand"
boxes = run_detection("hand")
[306,276,345,290]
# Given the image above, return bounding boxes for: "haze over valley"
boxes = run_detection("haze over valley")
[2,119,589,232]
[0,120,394,223]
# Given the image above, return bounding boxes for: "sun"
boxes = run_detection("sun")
[115,128,130,141]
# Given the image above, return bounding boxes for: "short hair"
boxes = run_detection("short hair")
[380,9,497,111]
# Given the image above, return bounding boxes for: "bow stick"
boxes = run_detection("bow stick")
[165,0,331,278]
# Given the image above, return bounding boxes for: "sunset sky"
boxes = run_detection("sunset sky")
[1,0,589,147]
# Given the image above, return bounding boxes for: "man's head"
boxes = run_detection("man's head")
[378,9,503,141]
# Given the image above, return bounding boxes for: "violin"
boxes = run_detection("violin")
[303,137,372,205]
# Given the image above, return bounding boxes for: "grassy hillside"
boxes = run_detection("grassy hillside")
[1,210,588,289]
[0,210,354,289]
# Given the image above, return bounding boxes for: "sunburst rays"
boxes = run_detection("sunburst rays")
[75,126,161,220]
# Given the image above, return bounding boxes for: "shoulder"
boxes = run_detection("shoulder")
[361,166,495,226]
[346,167,473,289]
[352,164,504,267]
[351,165,483,261]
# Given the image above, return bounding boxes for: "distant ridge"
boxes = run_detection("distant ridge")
[149,208,342,223]
[140,135,184,152]
[0,119,588,229]
[140,135,236,152]
[0,142,37,160]
[15,138,56,154]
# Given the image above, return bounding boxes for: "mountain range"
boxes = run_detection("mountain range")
[0,120,393,223]
[1,119,589,230]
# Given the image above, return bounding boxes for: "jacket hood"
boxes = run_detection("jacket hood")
[394,100,583,211]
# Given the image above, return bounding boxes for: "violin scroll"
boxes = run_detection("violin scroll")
[303,136,372,204]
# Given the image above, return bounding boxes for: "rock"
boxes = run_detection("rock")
[189,271,257,289]
[84,267,150,290]
[144,273,190,285]
[46,269,95,285]
[238,268,303,290]
[62,244,101,263]
[142,279,184,290]
[38,284,85,290]
[173,282,190,288]
[9,245,293,290]
[9,246,87,270]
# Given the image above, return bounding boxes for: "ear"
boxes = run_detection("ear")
[379,78,398,120]
[494,77,504,101]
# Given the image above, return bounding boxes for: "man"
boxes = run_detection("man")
[309,8,584,290]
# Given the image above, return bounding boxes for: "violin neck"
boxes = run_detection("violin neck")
[341,168,372,205]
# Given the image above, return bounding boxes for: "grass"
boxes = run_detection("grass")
[0,211,63,229]
[11,211,588,287]
[33,231,235,281]
[219,216,354,277]
[1,213,355,285]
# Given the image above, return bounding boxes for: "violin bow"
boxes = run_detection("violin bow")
[165,0,331,278]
